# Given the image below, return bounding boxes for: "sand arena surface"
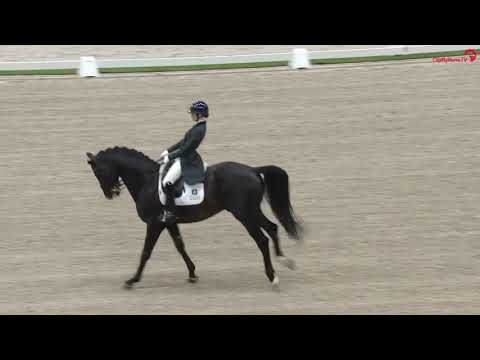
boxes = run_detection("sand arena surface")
[1,59,480,314]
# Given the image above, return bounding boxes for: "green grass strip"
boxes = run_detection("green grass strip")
[100,61,287,74]
[0,68,76,76]
[310,49,480,65]
[0,49,478,76]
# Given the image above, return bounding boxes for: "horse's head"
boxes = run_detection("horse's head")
[86,152,122,199]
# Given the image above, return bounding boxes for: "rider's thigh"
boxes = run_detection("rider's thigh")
[163,159,182,185]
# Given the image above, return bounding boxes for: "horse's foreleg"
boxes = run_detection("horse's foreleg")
[167,224,198,283]
[124,221,165,289]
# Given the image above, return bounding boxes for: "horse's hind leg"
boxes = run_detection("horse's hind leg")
[235,214,278,289]
[259,212,296,271]
[167,224,198,283]
[259,213,282,256]
[124,221,165,289]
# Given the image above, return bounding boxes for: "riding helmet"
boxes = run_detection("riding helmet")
[189,100,209,118]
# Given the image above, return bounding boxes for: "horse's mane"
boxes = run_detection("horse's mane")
[96,146,159,171]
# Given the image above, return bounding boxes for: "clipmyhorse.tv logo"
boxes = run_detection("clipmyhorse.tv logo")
[433,49,477,63]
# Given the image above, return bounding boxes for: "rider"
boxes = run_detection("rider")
[158,100,208,224]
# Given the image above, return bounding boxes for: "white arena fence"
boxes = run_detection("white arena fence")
[0,45,478,72]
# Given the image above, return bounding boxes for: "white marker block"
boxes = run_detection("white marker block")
[78,56,100,77]
[289,48,311,69]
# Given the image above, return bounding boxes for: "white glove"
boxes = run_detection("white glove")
[158,150,169,164]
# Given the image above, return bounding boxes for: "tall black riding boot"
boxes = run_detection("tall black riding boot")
[161,182,177,225]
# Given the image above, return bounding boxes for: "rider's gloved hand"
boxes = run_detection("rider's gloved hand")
[158,150,169,164]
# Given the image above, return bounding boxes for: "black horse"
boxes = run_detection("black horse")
[86,146,303,289]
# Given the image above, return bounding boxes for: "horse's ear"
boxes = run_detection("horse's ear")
[86,152,96,165]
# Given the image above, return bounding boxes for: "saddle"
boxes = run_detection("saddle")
[158,161,207,206]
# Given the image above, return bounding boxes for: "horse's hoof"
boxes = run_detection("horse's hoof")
[187,276,199,283]
[278,256,296,270]
[272,275,280,291]
[123,281,135,290]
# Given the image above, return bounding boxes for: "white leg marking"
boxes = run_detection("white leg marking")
[272,274,280,290]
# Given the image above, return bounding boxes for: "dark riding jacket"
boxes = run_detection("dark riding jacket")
[167,121,206,185]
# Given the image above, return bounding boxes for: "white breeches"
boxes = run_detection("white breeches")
[162,159,182,186]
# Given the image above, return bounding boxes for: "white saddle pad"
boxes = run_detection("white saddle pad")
[158,162,206,206]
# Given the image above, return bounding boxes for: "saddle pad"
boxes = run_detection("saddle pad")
[158,163,205,206]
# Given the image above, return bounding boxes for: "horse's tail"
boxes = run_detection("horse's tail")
[255,166,303,241]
